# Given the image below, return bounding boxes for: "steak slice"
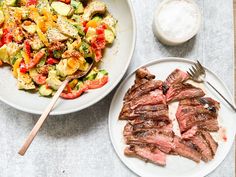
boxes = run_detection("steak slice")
[179,97,220,113]
[126,130,174,153]
[166,83,205,103]
[130,119,171,131]
[176,105,219,133]
[124,80,163,101]
[119,104,169,121]
[124,68,155,101]
[182,126,198,139]
[136,67,156,81]
[119,89,166,120]
[201,131,218,155]
[165,69,189,87]
[197,119,219,132]
[189,133,213,162]
[124,145,166,166]
[176,105,217,120]
[129,89,166,109]
[180,97,220,109]
[172,136,201,163]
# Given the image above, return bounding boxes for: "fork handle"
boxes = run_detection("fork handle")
[206,81,236,112]
[18,78,70,156]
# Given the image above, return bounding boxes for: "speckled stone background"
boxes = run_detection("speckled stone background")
[0,0,235,177]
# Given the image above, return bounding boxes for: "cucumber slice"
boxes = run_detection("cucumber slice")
[71,0,84,14]
[39,85,53,97]
[104,29,115,44]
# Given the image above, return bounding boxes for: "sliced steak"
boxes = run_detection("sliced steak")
[124,80,163,101]
[124,145,166,166]
[130,119,171,131]
[172,136,201,163]
[129,89,166,109]
[165,69,189,87]
[197,119,219,132]
[119,104,169,121]
[126,130,174,153]
[179,97,220,112]
[124,68,155,101]
[189,133,213,162]
[182,126,198,139]
[176,105,217,120]
[136,67,155,81]
[166,83,205,103]
[201,131,218,155]
[176,105,219,133]
[119,89,166,120]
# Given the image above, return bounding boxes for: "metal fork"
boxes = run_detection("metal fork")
[187,60,236,112]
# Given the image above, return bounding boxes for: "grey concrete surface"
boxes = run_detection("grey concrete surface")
[0,0,234,177]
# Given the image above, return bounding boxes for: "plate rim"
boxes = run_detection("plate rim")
[0,0,137,115]
[108,57,236,177]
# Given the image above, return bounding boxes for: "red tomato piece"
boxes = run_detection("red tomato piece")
[46,58,59,65]
[91,36,106,50]
[60,85,88,99]
[26,0,37,6]
[96,27,104,35]
[20,62,27,73]
[66,84,72,93]
[58,0,70,4]
[24,40,31,57]
[94,49,102,62]
[1,29,13,45]
[86,75,108,89]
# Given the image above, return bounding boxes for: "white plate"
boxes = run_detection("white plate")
[109,58,236,177]
[0,0,136,115]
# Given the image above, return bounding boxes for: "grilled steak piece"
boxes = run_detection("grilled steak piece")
[124,80,163,101]
[124,145,166,166]
[119,89,167,120]
[177,114,219,133]
[124,68,155,100]
[136,67,156,81]
[182,126,198,139]
[128,89,166,109]
[166,83,205,103]
[119,104,169,121]
[126,129,174,153]
[176,105,218,119]
[179,97,220,112]
[197,119,219,132]
[176,98,219,132]
[201,131,218,155]
[165,69,189,87]
[172,136,201,163]
[129,118,170,129]
[189,133,213,162]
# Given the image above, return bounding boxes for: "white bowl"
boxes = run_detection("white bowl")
[0,0,136,115]
[153,0,201,46]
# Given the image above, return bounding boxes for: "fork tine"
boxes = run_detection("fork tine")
[187,71,193,77]
[189,68,195,76]
[191,66,197,74]
[197,60,205,74]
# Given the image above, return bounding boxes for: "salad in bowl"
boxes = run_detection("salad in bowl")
[0,0,117,99]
